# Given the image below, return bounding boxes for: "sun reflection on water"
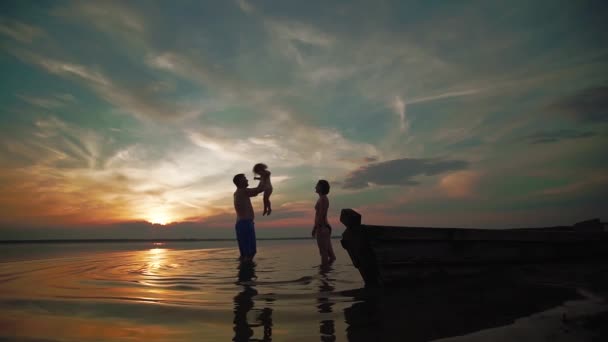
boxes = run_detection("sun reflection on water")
[147,248,167,271]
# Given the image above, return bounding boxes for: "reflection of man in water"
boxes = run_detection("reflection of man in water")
[234,262,255,341]
[233,261,273,341]
[233,174,265,262]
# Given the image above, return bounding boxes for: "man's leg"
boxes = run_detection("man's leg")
[248,220,257,260]
[235,221,246,260]
[238,219,256,261]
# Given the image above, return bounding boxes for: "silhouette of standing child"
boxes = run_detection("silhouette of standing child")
[253,163,273,216]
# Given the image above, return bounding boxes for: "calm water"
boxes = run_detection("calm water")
[1,239,606,341]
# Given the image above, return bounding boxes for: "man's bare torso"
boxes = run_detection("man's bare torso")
[234,188,255,221]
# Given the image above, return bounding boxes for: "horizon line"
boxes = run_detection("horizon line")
[0,237,342,244]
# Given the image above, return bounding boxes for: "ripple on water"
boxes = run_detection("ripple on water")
[2,241,608,342]
[0,243,362,309]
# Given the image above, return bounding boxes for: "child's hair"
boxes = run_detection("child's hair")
[253,163,268,174]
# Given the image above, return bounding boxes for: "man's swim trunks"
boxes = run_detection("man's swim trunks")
[235,219,256,258]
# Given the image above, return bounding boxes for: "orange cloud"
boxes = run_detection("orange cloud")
[439,170,481,198]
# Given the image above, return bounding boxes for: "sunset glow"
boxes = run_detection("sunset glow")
[146,213,172,226]
[0,1,606,239]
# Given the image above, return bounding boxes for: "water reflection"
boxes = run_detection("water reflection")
[343,275,582,342]
[318,264,336,342]
[146,248,167,271]
[233,262,273,341]
[2,241,602,341]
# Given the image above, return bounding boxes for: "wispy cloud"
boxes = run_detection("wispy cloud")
[524,129,596,144]
[0,116,243,225]
[236,0,254,14]
[391,95,408,132]
[15,93,76,109]
[146,52,265,103]
[1,1,607,232]
[0,18,45,43]
[538,173,608,196]
[266,19,333,47]
[406,87,486,105]
[8,49,192,121]
[265,19,334,65]
[52,1,146,34]
[549,85,608,122]
[186,108,380,169]
[302,65,357,85]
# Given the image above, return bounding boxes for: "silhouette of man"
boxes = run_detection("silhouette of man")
[233,173,264,262]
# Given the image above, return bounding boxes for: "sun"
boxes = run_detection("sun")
[147,213,172,226]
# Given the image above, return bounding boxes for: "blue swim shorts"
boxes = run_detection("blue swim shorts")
[235,219,256,258]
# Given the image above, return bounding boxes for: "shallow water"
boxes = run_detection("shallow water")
[0,240,360,341]
[1,240,605,341]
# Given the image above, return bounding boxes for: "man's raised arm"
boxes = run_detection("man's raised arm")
[245,182,264,197]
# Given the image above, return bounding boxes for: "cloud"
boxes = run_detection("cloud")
[15,93,76,109]
[388,86,488,136]
[266,19,334,48]
[52,1,146,34]
[343,157,469,189]
[406,87,487,105]
[0,116,242,225]
[391,95,408,132]
[302,65,357,85]
[54,1,277,109]
[236,0,254,14]
[146,52,276,106]
[186,108,380,168]
[536,173,608,197]
[2,1,606,233]
[439,170,481,198]
[8,49,191,121]
[0,18,45,43]
[143,41,384,172]
[549,85,608,122]
[524,129,596,144]
[265,19,334,65]
[3,3,227,123]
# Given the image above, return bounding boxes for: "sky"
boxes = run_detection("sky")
[1,0,607,239]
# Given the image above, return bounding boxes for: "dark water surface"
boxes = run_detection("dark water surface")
[1,240,606,341]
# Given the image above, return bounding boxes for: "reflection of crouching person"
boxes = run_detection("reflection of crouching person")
[233,173,264,262]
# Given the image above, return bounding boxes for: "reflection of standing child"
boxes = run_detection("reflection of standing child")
[253,163,273,216]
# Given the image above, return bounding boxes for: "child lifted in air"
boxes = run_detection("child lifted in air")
[253,163,273,216]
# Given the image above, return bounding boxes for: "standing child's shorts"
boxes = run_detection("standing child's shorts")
[235,219,257,257]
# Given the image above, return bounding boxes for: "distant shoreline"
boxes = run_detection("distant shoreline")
[0,237,342,244]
